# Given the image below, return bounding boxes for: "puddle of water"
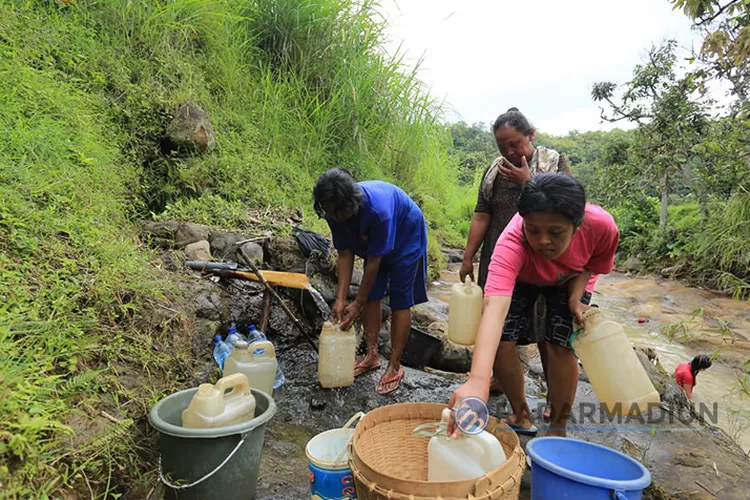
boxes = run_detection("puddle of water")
[429,263,750,454]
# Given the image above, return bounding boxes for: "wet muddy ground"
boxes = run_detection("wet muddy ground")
[253,266,750,499]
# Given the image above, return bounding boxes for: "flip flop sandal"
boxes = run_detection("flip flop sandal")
[502,417,539,436]
[376,369,404,395]
[353,359,381,377]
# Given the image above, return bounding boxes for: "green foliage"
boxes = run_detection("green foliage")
[0,0,474,495]
[446,121,498,183]
[593,40,712,230]
[671,0,750,112]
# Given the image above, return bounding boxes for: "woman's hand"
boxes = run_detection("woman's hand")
[340,300,363,330]
[331,299,347,324]
[499,156,531,185]
[459,259,475,283]
[569,298,592,326]
[447,376,490,439]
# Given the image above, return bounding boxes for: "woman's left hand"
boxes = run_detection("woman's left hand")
[569,299,592,325]
[499,156,531,185]
[340,301,363,330]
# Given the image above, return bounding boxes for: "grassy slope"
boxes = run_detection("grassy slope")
[0,0,474,496]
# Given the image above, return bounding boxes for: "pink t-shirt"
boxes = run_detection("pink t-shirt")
[484,204,620,296]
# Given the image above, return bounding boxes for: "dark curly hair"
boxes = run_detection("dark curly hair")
[313,167,364,218]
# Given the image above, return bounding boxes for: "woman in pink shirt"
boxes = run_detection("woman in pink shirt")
[448,173,619,438]
[674,354,712,400]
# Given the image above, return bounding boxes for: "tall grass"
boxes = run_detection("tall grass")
[0,0,472,495]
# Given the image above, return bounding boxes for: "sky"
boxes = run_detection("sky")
[378,0,706,135]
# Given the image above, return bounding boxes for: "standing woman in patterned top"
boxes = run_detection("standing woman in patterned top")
[459,108,572,414]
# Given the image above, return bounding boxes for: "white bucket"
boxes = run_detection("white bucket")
[305,412,364,499]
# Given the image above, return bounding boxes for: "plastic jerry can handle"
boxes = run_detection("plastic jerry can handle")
[250,340,275,359]
[214,373,251,397]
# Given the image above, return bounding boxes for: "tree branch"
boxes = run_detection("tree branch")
[696,0,741,26]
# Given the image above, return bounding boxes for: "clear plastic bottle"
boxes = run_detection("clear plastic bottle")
[248,325,286,389]
[212,335,232,370]
[225,324,247,348]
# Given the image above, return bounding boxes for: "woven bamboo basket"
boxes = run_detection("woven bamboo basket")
[350,402,525,499]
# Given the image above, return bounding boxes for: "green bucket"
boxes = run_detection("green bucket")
[148,386,276,500]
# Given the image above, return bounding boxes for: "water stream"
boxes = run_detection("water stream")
[430,264,750,454]
[306,284,331,317]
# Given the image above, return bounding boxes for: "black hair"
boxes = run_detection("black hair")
[690,354,712,381]
[492,107,533,136]
[517,173,587,228]
[312,167,363,218]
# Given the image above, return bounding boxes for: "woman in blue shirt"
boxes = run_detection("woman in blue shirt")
[313,168,429,395]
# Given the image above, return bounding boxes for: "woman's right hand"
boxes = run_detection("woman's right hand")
[331,299,347,324]
[459,259,475,283]
[447,376,490,439]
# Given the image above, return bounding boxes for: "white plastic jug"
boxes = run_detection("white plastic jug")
[571,308,661,416]
[181,373,256,429]
[224,340,278,396]
[428,408,506,481]
[448,276,484,345]
[318,321,356,389]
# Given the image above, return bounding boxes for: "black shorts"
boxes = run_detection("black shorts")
[502,282,592,349]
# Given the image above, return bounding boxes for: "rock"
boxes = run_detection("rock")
[239,242,264,266]
[184,240,211,261]
[636,347,671,396]
[224,281,265,325]
[672,449,710,468]
[431,336,473,373]
[309,397,326,410]
[624,256,644,273]
[661,264,685,277]
[266,236,307,272]
[175,222,211,249]
[189,280,230,321]
[412,301,448,328]
[419,322,473,373]
[208,231,262,263]
[165,102,216,154]
[351,267,364,286]
[140,221,179,248]
[442,247,465,264]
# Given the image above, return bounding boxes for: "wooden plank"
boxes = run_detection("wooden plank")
[229,270,310,290]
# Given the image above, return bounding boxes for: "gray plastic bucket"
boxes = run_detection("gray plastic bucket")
[148,387,276,500]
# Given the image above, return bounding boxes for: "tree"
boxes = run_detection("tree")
[671,0,750,115]
[446,121,497,184]
[592,40,711,229]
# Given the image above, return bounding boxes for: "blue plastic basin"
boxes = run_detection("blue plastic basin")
[526,437,651,499]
